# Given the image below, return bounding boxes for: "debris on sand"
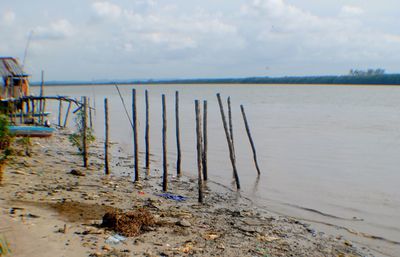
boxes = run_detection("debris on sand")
[101,208,155,237]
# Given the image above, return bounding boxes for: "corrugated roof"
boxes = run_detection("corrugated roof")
[0,57,28,78]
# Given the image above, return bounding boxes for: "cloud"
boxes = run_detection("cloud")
[34,19,74,40]
[340,5,364,16]
[1,10,16,25]
[92,1,122,19]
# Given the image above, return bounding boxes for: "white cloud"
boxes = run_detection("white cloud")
[92,1,122,19]
[34,19,74,40]
[340,5,364,16]
[1,10,16,25]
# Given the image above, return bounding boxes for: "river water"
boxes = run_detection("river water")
[35,84,400,256]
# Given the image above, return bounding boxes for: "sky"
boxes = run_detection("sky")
[0,0,399,81]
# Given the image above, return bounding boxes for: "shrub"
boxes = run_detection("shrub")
[68,109,95,153]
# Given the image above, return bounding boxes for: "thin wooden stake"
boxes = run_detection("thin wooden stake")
[19,100,24,124]
[104,98,110,175]
[202,100,208,181]
[42,99,46,125]
[240,105,261,175]
[132,89,139,182]
[58,99,63,127]
[63,101,72,127]
[195,100,204,203]
[227,96,234,150]
[39,70,44,124]
[216,93,240,190]
[83,97,88,168]
[145,90,150,175]
[31,99,35,124]
[89,97,93,130]
[175,91,182,177]
[162,94,168,191]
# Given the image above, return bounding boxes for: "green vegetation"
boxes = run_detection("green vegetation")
[69,109,95,154]
[0,114,12,183]
[30,72,400,86]
[0,114,12,151]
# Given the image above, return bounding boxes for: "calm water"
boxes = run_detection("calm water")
[35,84,400,256]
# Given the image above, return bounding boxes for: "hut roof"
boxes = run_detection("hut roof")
[0,57,28,78]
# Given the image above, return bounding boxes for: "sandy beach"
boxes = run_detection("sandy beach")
[0,130,373,257]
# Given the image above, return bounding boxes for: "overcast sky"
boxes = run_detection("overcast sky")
[1,0,399,81]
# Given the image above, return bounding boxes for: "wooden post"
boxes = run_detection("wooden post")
[82,97,88,168]
[40,71,44,97]
[19,99,24,124]
[26,99,30,123]
[175,91,182,177]
[132,89,139,182]
[63,101,72,127]
[10,100,14,124]
[104,98,110,175]
[42,99,46,125]
[31,99,35,124]
[89,97,93,130]
[39,71,44,124]
[216,93,240,190]
[195,100,204,203]
[145,90,150,175]
[240,105,261,175]
[58,99,63,127]
[162,94,168,191]
[202,100,208,181]
[227,96,234,152]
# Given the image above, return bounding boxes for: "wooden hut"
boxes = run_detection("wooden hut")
[0,57,30,100]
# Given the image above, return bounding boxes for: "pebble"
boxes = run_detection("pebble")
[177,219,191,227]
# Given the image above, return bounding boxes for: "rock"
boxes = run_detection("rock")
[176,219,191,227]
[102,245,111,251]
[70,169,85,176]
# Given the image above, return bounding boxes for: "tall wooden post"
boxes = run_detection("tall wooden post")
[162,94,168,191]
[39,70,44,124]
[63,101,72,127]
[240,105,261,175]
[89,97,93,130]
[31,99,35,124]
[175,91,182,177]
[58,99,63,127]
[202,100,208,181]
[132,89,139,182]
[145,90,150,175]
[104,98,110,175]
[19,99,24,124]
[82,97,88,168]
[195,100,204,203]
[227,96,234,152]
[216,93,240,190]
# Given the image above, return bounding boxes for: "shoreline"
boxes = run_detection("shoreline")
[0,130,374,256]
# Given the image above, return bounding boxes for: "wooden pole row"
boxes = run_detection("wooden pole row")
[99,89,259,199]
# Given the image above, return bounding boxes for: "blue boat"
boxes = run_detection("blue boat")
[8,126,55,137]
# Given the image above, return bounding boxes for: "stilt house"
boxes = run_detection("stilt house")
[0,57,30,100]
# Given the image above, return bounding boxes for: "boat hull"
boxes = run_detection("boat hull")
[8,126,55,137]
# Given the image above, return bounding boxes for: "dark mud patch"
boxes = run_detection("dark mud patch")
[10,200,116,222]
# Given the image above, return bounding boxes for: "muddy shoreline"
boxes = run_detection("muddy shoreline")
[0,130,374,256]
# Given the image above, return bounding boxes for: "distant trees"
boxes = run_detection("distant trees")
[349,69,385,76]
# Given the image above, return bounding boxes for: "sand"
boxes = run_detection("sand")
[0,130,374,256]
